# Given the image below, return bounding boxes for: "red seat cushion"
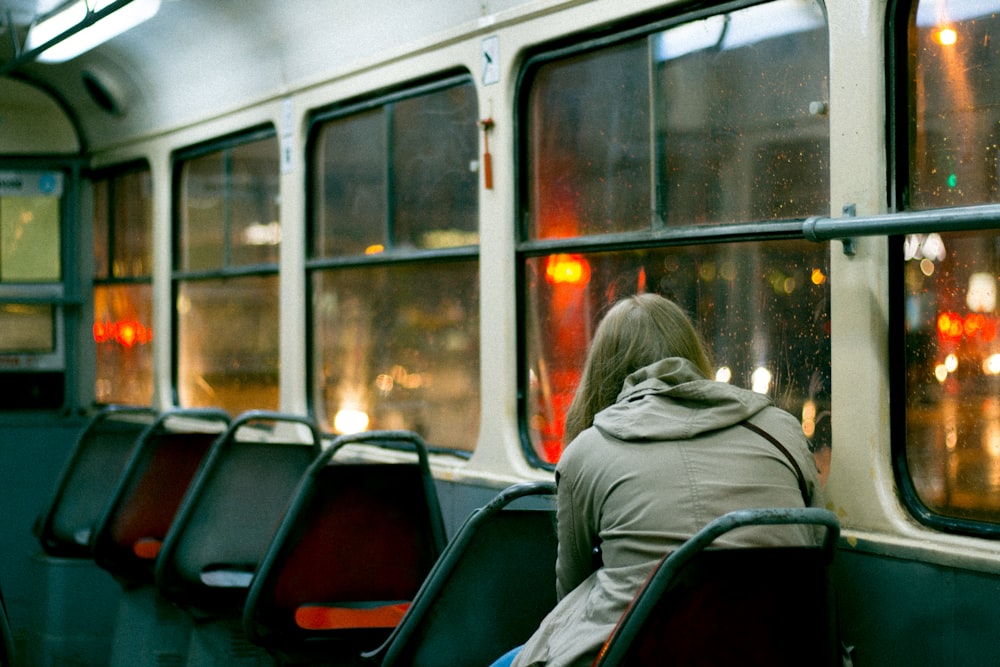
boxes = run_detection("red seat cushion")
[295,602,410,630]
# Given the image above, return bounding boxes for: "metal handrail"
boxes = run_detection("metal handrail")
[804,203,1000,255]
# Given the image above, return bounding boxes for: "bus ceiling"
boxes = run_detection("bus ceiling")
[0,0,497,154]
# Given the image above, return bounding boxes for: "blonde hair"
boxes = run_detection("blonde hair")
[563,294,712,443]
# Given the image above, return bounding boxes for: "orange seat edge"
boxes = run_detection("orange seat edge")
[294,602,410,630]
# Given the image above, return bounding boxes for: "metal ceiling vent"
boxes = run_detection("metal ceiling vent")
[81,67,124,116]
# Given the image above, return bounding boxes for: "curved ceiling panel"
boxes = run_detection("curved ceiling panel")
[0,76,79,153]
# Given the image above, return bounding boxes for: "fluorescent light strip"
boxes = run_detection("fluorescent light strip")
[26,0,161,63]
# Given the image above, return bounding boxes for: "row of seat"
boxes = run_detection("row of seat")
[30,406,560,666]
[29,404,842,667]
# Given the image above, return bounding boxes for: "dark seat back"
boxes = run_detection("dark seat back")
[373,481,559,667]
[35,406,158,558]
[593,507,841,667]
[242,430,447,663]
[154,411,323,613]
[91,408,230,585]
[0,581,13,667]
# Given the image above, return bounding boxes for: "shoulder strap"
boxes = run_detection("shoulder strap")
[739,420,810,506]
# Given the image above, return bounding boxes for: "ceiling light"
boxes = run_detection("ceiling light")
[26,0,161,63]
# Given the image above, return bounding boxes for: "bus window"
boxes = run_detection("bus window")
[521,0,830,465]
[908,0,1000,210]
[308,76,479,451]
[902,0,1000,528]
[174,130,280,414]
[93,165,154,406]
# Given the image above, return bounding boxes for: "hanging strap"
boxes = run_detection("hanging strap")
[739,420,810,506]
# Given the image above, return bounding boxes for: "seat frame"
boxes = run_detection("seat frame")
[594,507,841,667]
[370,480,558,667]
[242,429,448,663]
[0,582,13,667]
[90,407,231,585]
[154,410,323,613]
[34,405,158,558]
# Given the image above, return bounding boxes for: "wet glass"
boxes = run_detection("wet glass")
[176,275,280,414]
[94,283,154,405]
[311,81,478,257]
[94,168,153,278]
[904,1,1000,525]
[312,108,387,257]
[110,168,154,277]
[653,3,829,225]
[525,242,831,466]
[93,166,154,406]
[392,84,479,249]
[312,261,480,450]
[522,0,830,465]
[93,179,109,281]
[229,139,281,267]
[525,39,652,240]
[525,0,829,241]
[178,135,280,272]
[903,231,1000,523]
[178,150,226,273]
[909,0,1000,209]
[176,135,280,414]
[309,78,480,451]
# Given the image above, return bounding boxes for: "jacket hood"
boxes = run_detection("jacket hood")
[592,357,773,442]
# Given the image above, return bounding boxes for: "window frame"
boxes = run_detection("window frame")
[171,125,280,280]
[170,125,281,409]
[888,0,1000,538]
[514,0,832,468]
[306,71,477,263]
[304,71,480,453]
[90,159,155,406]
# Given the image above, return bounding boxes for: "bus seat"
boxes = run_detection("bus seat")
[242,430,447,665]
[151,411,322,665]
[87,408,230,667]
[90,408,230,586]
[370,480,558,667]
[155,411,322,613]
[34,405,158,558]
[29,408,157,667]
[592,507,841,667]
[1,581,13,667]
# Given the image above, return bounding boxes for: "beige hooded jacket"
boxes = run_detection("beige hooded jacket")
[512,357,823,667]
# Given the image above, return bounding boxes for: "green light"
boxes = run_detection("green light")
[947,173,958,188]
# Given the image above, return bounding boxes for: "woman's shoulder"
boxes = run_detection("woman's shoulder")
[556,424,626,475]
[745,404,822,501]
[749,405,808,442]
